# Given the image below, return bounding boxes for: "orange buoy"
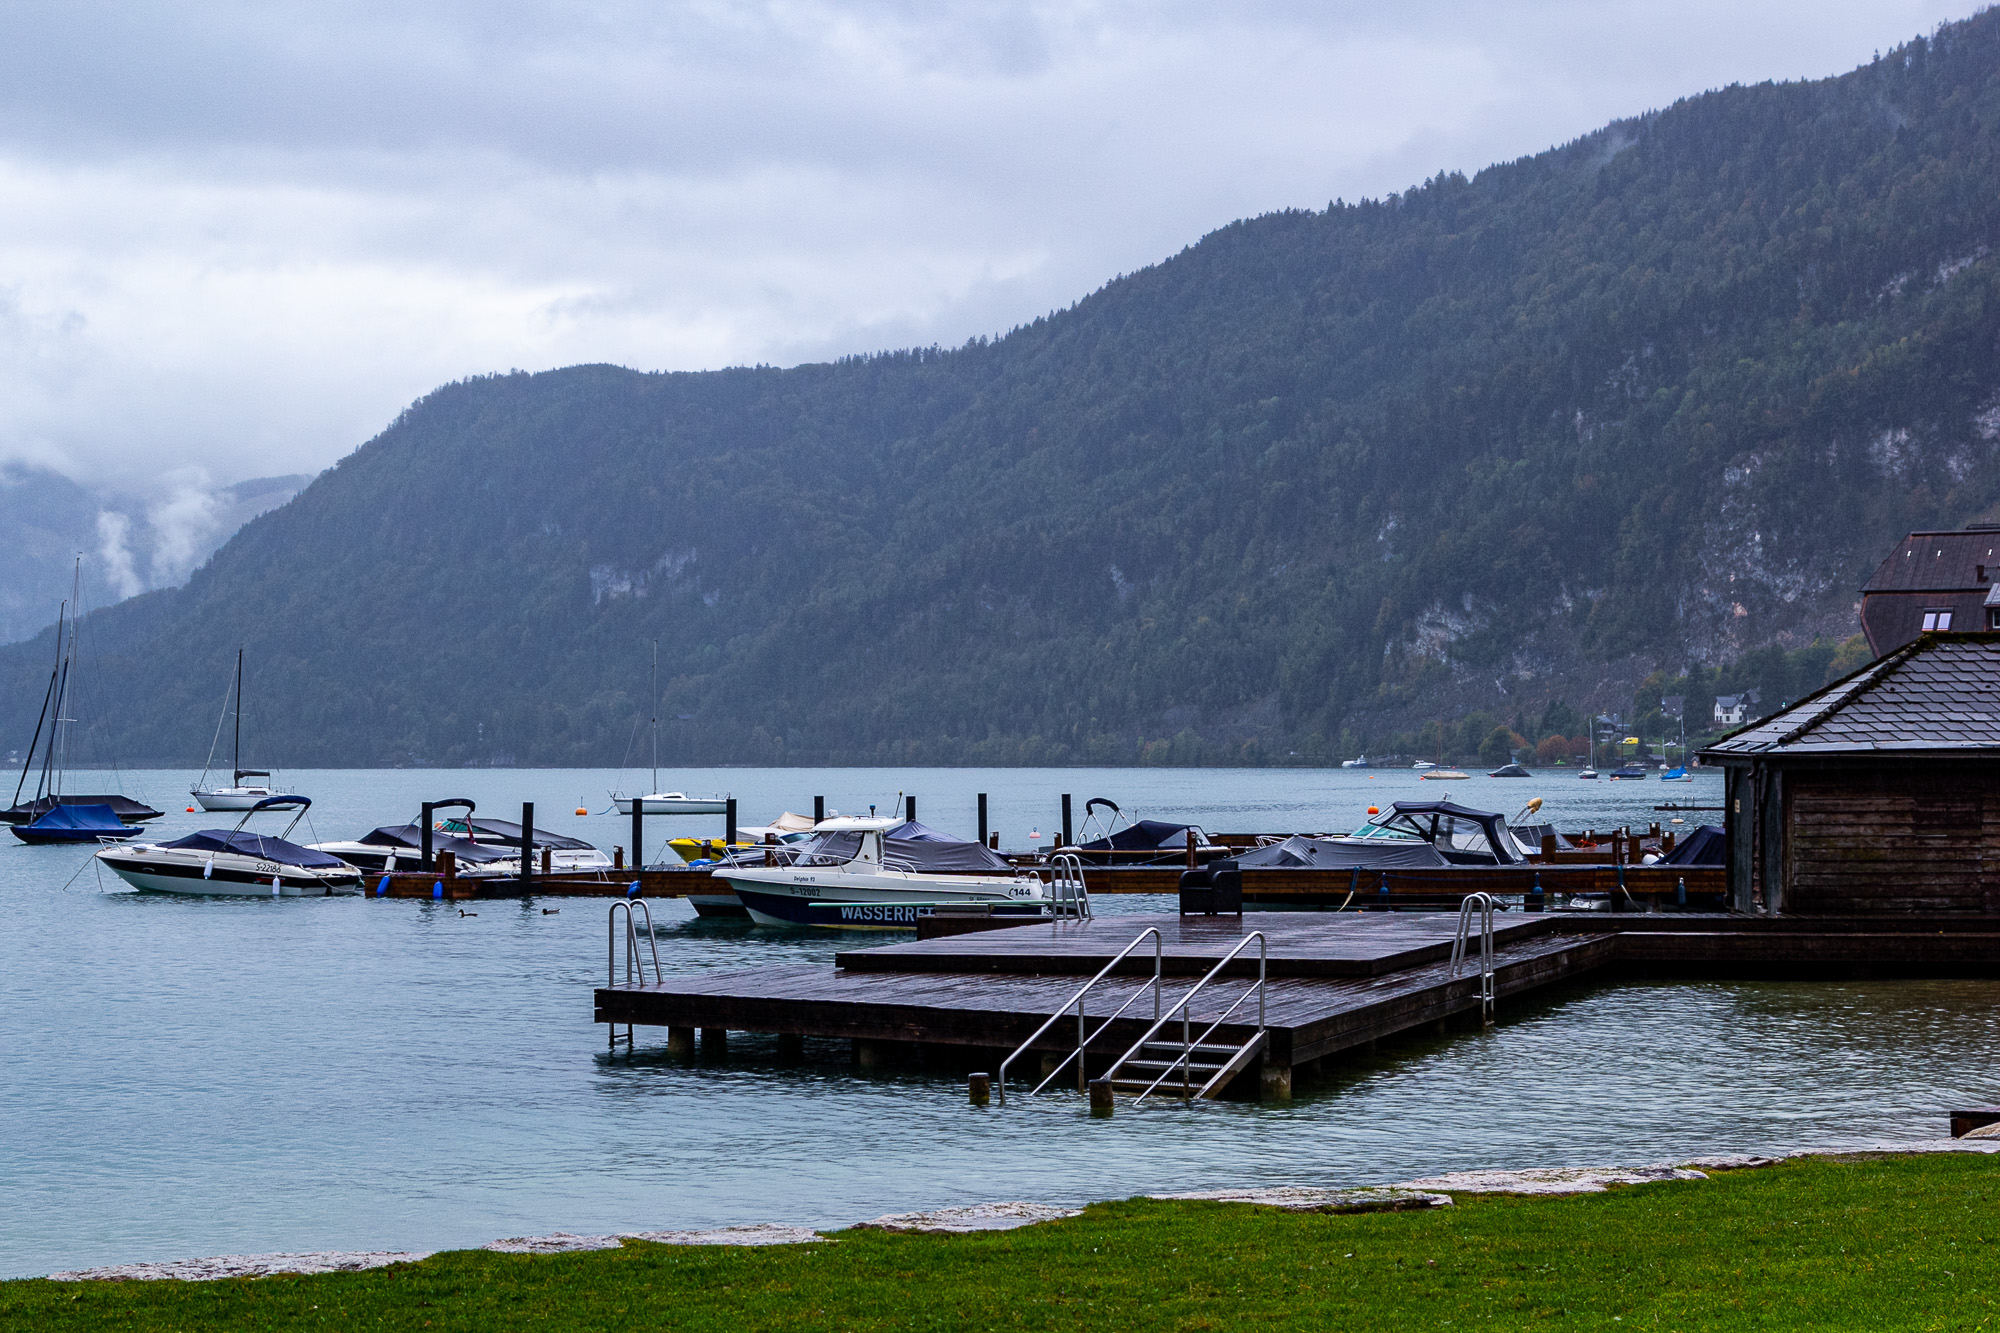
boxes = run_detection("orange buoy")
[186,806,196,813]
[1367,806,1379,815]
[575,807,587,816]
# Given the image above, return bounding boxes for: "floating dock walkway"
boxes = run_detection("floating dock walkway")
[595,911,2000,1101]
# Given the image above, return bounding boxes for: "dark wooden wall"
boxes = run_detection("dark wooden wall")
[1784,766,2000,913]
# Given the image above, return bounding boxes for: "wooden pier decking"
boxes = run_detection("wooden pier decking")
[593,910,2000,1099]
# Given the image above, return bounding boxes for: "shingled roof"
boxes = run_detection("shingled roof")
[1702,633,2000,757]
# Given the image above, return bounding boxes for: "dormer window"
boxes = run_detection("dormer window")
[1922,610,1954,631]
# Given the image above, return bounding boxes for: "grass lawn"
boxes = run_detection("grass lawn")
[6,1154,2000,1330]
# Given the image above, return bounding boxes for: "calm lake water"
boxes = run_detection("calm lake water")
[5,765,1995,1278]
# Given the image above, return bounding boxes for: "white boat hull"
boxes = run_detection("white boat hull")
[719,865,1048,929]
[191,787,300,812]
[98,854,362,897]
[613,794,728,816]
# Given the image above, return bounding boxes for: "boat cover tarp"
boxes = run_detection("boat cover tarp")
[797,820,1014,872]
[1232,834,1449,870]
[1373,800,1524,864]
[1661,825,1726,867]
[25,802,130,832]
[455,817,595,851]
[354,824,513,864]
[1077,819,1201,851]
[159,830,350,869]
[3,794,163,824]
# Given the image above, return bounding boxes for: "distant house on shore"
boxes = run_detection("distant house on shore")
[1860,524,2000,654]
[1713,691,1760,726]
[1701,632,2000,914]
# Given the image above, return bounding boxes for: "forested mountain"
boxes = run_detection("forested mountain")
[13,13,2000,768]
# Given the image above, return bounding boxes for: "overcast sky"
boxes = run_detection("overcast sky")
[0,0,1981,492]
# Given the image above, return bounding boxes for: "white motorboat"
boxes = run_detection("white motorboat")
[97,796,362,897]
[309,798,514,873]
[191,648,303,812]
[715,816,1054,929]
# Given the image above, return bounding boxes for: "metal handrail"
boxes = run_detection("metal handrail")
[1047,853,1090,919]
[1450,891,1496,1024]
[996,926,1161,1103]
[1103,931,1267,1104]
[608,899,662,989]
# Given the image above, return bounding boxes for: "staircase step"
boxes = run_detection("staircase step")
[1139,1042,1240,1057]
[1120,1059,1226,1074]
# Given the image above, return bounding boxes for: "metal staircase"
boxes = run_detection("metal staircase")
[1099,932,1267,1103]
[1450,891,1496,1026]
[995,926,1161,1101]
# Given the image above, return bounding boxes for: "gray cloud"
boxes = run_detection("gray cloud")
[0,0,1979,491]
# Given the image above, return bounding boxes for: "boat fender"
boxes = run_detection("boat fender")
[432,880,444,899]
[376,875,390,897]
[271,876,280,897]
[626,880,641,897]
[202,857,213,880]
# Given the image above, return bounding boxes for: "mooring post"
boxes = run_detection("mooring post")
[977,793,988,845]
[522,801,535,891]
[968,1072,991,1105]
[1061,793,1072,849]
[906,794,916,824]
[667,1027,695,1057]
[1088,1078,1114,1116]
[631,800,644,872]
[725,798,737,847]
[814,795,825,824]
[420,802,434,872]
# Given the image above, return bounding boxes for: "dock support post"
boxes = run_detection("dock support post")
[854,1039,892,1069]
[522,802,534,892]
[1061,794,1072,849]
[815,795,825,824]
[631,801,643,871]
[777,1032,805,1061]
[725,798,737,848]
[668,1027,695,1057]
[977,793,987,845]
[701,1028,727,1057]
[968,1072,991,1105]
[1527,872,1543,913]
[420,802,434,872]
[1259,1061,1293,1101]
[906,795,916,824]
[1089,1079,1114,1116]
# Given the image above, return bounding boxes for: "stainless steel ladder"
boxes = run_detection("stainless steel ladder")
[995,926,1159,1102]
[1099,931,1268,1104]
[607,899,662,1050]
[1046,852,1091,919]
[1450,891,1496,1026]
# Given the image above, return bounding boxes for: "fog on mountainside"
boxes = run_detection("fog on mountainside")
[9,11,2000,768]
[0,467,311,645]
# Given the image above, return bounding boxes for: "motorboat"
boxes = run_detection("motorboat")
[1340,755,1371,769]
[308,798,514,873]
[1411,760,1436,771]
[10,802,141,845]
[437,814,613,875]
[1070,798,1212,865]
[1487,763,1531,778]
[4,572,162,826]
[1226,800,1535,873]
[191,648,304,812]
[1659,766,1694,781]
[669,811,817,864]
[714,816,1055,928]
[1577,767,1599,780]
[1419,768,1471,780]
[1608,764,1649,780]
[96,796,363,896]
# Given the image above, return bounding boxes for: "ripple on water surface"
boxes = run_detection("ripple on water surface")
[3,767,1991,1278]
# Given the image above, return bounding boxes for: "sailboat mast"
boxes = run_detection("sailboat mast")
[649,640,659,793]
[233,647,243,781]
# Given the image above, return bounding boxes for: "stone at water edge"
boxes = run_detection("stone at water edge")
[854,1202,1082,1233]
[50,1251,434,1282]
[1151,1186,1453,1214]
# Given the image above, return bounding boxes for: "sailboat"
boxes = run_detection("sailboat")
[1,566,162,826]
[610,642,726,817]
[191,647,302,812]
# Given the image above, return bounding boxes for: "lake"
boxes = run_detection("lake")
[5,764,1994,1278]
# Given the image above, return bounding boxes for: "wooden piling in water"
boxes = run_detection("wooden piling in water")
[522,802,535,892]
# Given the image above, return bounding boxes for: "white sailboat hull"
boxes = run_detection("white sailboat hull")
[613,794,728,816]
[191,786,300,812]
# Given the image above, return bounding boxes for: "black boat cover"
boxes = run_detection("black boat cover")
[354,824,513,864]
[458,817,595,852]
[1364,801,1526,864]
[25,803,130,832]
[1077,819,1202,851]
[1488,763,1531,777]
[789,819,1014,873]
[2,794,164,824]
[159,830,350,869]
[1231,834,1448,870]
[1661,825,1726,867]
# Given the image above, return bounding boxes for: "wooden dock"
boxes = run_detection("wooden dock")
[594,910,2000,1099]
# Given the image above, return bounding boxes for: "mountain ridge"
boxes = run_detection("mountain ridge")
[11,11,2000,767]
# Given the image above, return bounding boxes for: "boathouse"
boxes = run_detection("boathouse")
[1701,632,2000,914]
